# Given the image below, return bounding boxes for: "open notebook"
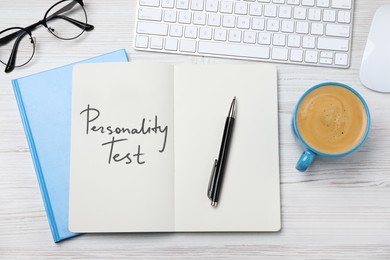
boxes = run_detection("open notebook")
[69,63,280,232]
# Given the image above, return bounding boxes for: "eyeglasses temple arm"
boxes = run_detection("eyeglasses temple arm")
[0,21,41,46]
[50,15,94,31]
[4,33,28,73]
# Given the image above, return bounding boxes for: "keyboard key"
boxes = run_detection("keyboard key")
[273,34,286,46]
[138,7,162,21]
[296,21,309,34]
[264,5,277,17]
[180,39,197,52]
[290,49,303,61]
[287,0,300,5]
[249,3,263,16]
[287,34,300,47]
[161,0,174,8]
[311,23,324,35]
[164,10,177,22]
[223,15,236,28]
[220,1,234,13]
[302,36,315,48]
[178,11,192,23]
[272,47,288,61]
[191,0,204,11]
[208,14,221,26]
[266,19,280,31]
[137,21,168,36]
[170,24,183,37]
[229,30,242,42]
[326,24,350,37]
[214,28,227,41]
[165,38,178,50]
[252,17,265,30]
[193,12,206,25]
[205,0,219,12]
[237,16,250,29]
[320,58,332,64]
[258,32,271,44]
[302,0,315,6]
[199,27,213,39]
[308,8,321,21]
[337,11,351,23]
[198,41,270,59]
[135,35,149,48]
[279,6,292,18]
[331,0,352,9]
[243,31,257,44]
[150,37,164,49]
[185,26,198,38]
[140,0,160,7]
[294,7,307,20]
[320,51,333,58]
[305,50,318,63]
[235,2,248,15]
[273,0,285,3]
[317,37,349,51]
[177,0,189,9]
[323,9,336,22]
[335,53,348,65]
[316,0,329,8]
[281,20,294,32]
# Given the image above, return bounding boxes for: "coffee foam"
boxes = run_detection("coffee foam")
[297,85,368,154]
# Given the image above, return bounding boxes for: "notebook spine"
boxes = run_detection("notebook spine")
[12,80,60,243]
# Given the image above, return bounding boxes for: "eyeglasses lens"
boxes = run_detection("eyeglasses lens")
[45,0,88,40]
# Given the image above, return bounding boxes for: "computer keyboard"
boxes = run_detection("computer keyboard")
[134,0,354,68]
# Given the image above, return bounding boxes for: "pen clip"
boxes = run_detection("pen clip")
[207,159,218,200]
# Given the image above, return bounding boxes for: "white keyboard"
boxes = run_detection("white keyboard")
[134,0,354,68]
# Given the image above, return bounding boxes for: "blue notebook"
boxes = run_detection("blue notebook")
[12,49,129,242]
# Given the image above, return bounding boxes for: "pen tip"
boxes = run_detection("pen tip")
[228,96,237,118]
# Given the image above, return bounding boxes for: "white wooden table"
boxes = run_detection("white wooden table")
[1,0,389,259]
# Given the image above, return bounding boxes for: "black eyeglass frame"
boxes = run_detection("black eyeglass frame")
[0,0,94,73]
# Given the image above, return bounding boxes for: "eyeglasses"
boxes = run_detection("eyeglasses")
[0,0,94,73]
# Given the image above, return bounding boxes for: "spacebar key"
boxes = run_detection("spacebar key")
[198,41,270,59]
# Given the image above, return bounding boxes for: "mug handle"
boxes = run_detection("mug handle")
[296,149,316,172]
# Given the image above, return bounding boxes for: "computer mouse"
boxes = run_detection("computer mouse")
[360,5,390,93]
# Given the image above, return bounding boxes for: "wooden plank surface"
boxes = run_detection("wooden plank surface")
[1,0,389,259]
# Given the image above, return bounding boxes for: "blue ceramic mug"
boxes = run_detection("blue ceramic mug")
[293,82,371,172]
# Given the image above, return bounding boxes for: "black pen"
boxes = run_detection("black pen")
[207,97,237,207]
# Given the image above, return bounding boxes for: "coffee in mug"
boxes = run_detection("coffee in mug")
[293,82,370,172]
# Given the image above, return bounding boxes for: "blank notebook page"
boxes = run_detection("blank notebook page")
[174,64,281,231]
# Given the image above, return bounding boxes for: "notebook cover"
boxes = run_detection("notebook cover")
[12,49,129,242]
